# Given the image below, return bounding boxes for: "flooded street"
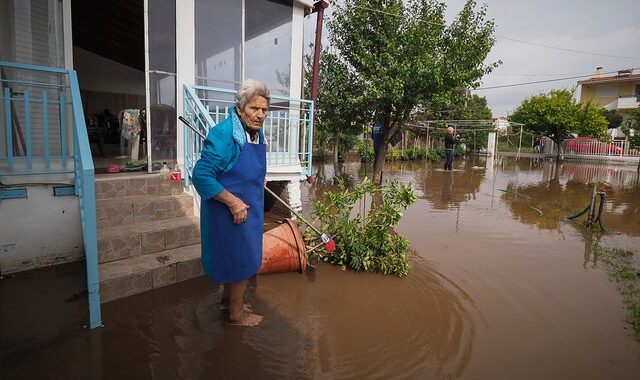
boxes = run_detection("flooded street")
[3,157,640,379]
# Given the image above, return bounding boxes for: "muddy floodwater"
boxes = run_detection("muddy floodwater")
[2,156,640,379]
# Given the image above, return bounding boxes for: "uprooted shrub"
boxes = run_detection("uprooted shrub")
[309,178,417,277]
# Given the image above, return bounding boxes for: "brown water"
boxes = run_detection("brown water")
[2,156,640,379]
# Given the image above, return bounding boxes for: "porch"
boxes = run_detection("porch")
[0,60,314,330]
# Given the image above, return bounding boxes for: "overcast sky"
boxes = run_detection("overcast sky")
[304,0,640,117]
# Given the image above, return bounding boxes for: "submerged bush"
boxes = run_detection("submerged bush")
[357,143,375,162]
[310,178,417,277]
[357,144,464,162]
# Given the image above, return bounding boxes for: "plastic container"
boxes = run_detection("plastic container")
[170,161,182,195]
[258,219,308,275]
[160,161,170,181]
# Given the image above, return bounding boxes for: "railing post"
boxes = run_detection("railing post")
[25,90,32,169]
[306,101,314,176]
[4,87,13,169]
[68,69,102,329]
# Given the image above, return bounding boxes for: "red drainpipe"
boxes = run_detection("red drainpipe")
[310,0,329,106]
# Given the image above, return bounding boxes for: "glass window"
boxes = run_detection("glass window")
[0,0,65,68]
[0,0,66,158]
[595,84,617,98]
[148,0,177,165]
[245,0,293,96]
[195,0,242,89]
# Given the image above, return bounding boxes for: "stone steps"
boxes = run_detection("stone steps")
[98,215,200,264]
[95,173,203,304]
[99,244,203,303]
[95,172,171,200]
[96,193,193,228]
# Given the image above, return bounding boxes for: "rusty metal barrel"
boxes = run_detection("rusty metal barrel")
[258,219,308,274]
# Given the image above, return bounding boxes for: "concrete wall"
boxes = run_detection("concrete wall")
[0,185,83,274]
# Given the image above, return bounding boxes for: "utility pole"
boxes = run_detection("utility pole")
[310,1,329,106]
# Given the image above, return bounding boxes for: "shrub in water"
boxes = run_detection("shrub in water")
[310,178,417,277]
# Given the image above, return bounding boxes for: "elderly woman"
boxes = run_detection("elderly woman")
[192,79,270,327]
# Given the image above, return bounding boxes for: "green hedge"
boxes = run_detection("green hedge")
[357,144,464,162]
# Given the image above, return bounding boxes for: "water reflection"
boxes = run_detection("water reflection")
[501,166,588,230]
[499,160,640,235]
[307,157,639,237]
[415,162,485,210]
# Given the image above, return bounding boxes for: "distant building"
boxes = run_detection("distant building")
[577,67,640,114]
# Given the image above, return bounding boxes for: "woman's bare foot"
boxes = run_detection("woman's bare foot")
[219,301,252,313]
[226,311,263,327]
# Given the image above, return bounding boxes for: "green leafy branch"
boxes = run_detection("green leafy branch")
[308,178,417,277]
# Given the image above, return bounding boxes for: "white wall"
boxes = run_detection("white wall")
[73,46,145,95]
[0,185,83,274]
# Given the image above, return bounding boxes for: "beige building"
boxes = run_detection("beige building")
[577,68,640,114]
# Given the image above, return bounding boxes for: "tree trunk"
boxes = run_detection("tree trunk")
[373,140,388,185]
[332,135,340,165]
[372,112,395,185]
[332,135,340,177]
[554,138,563,161]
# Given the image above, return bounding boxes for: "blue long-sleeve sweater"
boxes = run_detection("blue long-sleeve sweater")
[192,108,265,199]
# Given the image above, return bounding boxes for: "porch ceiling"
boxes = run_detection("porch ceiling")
[72,0,145,71]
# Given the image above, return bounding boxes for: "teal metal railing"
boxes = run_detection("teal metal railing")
[182,84,314,185]
[0,61,101,329]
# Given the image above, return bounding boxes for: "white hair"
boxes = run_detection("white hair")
[236,79,271,110]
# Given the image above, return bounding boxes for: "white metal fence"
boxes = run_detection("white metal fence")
[544,138,640,158]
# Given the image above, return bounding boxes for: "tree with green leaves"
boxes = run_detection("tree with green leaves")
[451,94,493,120]
[329,0,499,184]
[577,101,610,140]
[603,109,623,130]
[451,94,493,152]
[510,89,608,159]
[309,50,371,164]
[621,108,640,172]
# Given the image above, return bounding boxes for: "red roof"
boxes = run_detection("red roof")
[578,73,640,85]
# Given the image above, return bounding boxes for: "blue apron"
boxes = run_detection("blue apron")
[202,142,266,283]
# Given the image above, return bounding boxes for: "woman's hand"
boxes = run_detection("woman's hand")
[229,199,249,224]
[214,190,249,224]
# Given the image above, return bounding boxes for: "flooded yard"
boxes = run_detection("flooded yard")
[2,156,640,379]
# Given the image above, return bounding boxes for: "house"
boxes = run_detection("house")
[577,67,639,147]
[577,67,640,114]
[1,0,317,328]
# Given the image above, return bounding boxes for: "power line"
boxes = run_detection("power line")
[475,67,640,90]
[489,71,594,77]
[344,3,640,60]
[495,36,640,60]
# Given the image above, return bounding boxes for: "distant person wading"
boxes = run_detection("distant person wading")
[192,79,270,327]
[444,127,457,171]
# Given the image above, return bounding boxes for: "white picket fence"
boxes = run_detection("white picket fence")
[545,138,640,158]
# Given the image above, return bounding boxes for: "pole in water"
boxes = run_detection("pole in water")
[588,184,597,224]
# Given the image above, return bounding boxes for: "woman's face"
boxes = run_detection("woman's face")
[237,95,269,132]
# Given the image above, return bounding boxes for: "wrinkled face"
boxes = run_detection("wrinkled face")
[237,96,269,132]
